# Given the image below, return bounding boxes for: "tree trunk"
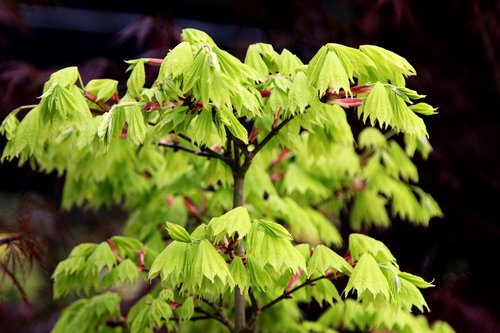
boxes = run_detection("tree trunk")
[233,173,246,332]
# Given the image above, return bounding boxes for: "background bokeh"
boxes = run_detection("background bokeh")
[0,1,499,332]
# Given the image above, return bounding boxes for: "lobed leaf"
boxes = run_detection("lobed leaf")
[166,222,192,243]
[307,244,352,277]
[207,206,252,243]
[345,253,390,301]
[85,79,118,102]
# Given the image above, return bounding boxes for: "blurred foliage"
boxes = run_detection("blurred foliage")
[0,0,499,332]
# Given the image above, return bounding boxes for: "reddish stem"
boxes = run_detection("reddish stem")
[146,58,164,66]
[107,239,123,263]
[84,91,111,111]
[137,250,145,271]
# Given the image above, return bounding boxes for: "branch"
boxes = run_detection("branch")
[84,91,111,111]
[245,289,261,332]
[0,234,22,246]
[158,142,220,159]
[248,289,259,313]
[196,304,234,331]
[260,276,328,313]
[146,58,163,66]
[107,239,123,263]
[0,262,30,305]
[252,116,295,156]
[176,133,232,165]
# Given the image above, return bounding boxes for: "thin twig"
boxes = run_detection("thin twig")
[260,276,327,312]
[158,142,219,159]
[84,91,111,111]
[248,289,260,313]
[245,289,261,332]
[176,133,232,164]
[107,239,123,263]
[252,116,295,156]
[196,306,234,331]
[0,234,22,246]
[0,262,30,305]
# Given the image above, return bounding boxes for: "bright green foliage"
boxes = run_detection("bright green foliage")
[1,28,452,333]
[52,236,149,298]
[207,206,251,242]
[318,299,451,333]
[307,245,352,277]
[85,79,118,102]
[51,292,122,333]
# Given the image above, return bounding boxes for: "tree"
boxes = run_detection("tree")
[0,28,454,333]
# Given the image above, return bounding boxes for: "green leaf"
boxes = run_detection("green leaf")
[414,187,444,225]
[350,190,390,230]
[306,279,342,306]
[404,133,433,159]
[188,239,234,291]
[398,272,434,289]
[258,219,293,240]
[305,207,343,247]
[89,242,117,271]
[229,256,249,294]
[85,79,118,101]
[150,298,172,326]
[245,43,279,76]
[396,86,426,100]
[166,222,192,243]
[410,102,438,115]
[246,220,306,274]
[388,181,421,221]
[0,111,20,140]
[282,164,331,199]
[214,46,258,82]
[286,71,313,115]
[126,60,146,98]
[207,206,252,243]
[158,41,194,79]
[69,243,99,257]
[217,107,248,144]
[244,44,270,79]
[181,28,215,46]
[190,107,213,145]
[177,296,195,321]
[110,236,144,259]
[345,253,390,301]
[307,46,351,96]
[329,43,376,78]
[97,104,126,145]
[278,48,304,75]
[182,48,208,97]
[307,245,352,277]
[246,258,273,292]
[385,141,419,182]
[114,259,139,283]
[390,91,428,137]
[348,233,396,264]
[397,276,430,312]
[128,299,152,333]
[358,82,392,128]
[42,66,80,97]
[360,45,416,83]
[358,127,388,149]
[51,292,121,333]
[432,321,456,333]
[232,85,261,116]
[148,241,188,284]
[125,104,147,145]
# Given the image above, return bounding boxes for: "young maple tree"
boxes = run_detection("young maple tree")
[0,28,455,333]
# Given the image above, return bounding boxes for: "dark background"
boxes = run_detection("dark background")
[0,1,499,332]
